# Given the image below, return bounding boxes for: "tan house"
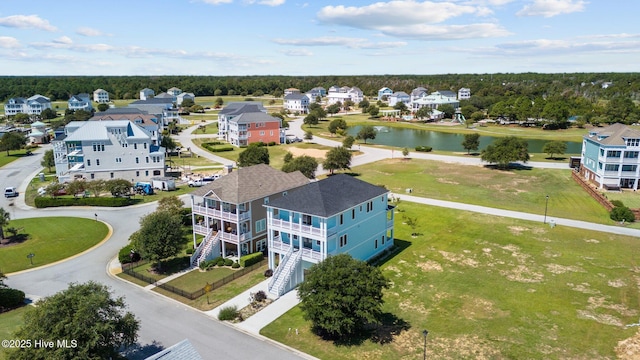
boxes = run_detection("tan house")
[188,164,309,266]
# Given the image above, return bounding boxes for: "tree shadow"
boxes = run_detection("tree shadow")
[369,239,412,267]
[342,172,361,177]
[0,234,29,247]
[120,341,164,360]
[545,156,567,161]
[483,163,533,171]
[314,312,411,347]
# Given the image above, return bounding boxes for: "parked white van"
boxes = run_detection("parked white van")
[4,187,18,198]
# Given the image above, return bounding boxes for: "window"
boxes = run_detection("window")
[90,173,95,179]
[366,201,373,212]
[260,131,265,136]
[375,239,378,249]
[87,159,91,166]
[264,197,269,205]
[144,143,147,149]
[339,234,348,247]
[626,139,640,147]
[145,170,149,176]
[270,130,273,136]
[136,157,139,164]
[352,209,355,219]
[382,235,385,245]
[622,165,637,172]
[134,143,137,149]
[153,170,161,176]
[146,157,149,163]
[303,214,312,225]
[96,159,100,166]
[605,164,619,171]
[92,142,105,152]
[625,151,639,159]
[339,213,344,225]
[136,171,139,176]
[607,150,621,158]
[255,219,266,233]
[115,157,122,163]
[110,172,114,178]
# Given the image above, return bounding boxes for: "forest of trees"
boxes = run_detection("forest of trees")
[1,73,639,126]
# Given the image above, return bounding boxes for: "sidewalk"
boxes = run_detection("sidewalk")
[205,279,301,336]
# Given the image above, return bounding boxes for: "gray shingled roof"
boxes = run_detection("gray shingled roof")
[219,102,266,115]
[130,98,173,105]
[191,164,309,204]
[144,339,202,360]
[267,174,388,217]
[233,112,281,124]
[586,123,640,146]
[284,93,307,100]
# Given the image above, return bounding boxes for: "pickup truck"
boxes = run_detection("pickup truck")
[188,179,204,187]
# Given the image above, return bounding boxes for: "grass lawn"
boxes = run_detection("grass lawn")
[192,138,333,171]
[262,202,640,359]
[0,217,108,273]
[0,306,30,360]
[351,158,618,226]
[195,95,282,109]
[0,149,37,169]
[153,264,268,311]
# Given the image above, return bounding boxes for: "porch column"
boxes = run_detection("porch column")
[190,195,197,249]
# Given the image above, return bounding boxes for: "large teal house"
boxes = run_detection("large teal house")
[580,123,640,190]
[265,174,395,297]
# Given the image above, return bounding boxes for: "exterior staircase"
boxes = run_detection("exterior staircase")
[268,246,302,297]
[190,230,220,267]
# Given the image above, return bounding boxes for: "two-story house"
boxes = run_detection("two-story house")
[283,93,309,114]
[52,120,165,182]
[228,112,283,147]
[5,95,52,116]
[68,93,93,112]
[378,87,393,100]
[580,123,640,190]
[410,87,428,102]
[140,88,155,100]
[411,91,459,112]
[217,102,267,139]
[188,164,309,267]
[458,87,471,100]
[306,87,326,100]
[128,98,177,126]
[265,174,395,297]
[4,97,27,116]
[93,89,110,103]
[388,91,410,107]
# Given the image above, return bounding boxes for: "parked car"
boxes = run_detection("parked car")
[188,179,204,187]
[4,187,18,198]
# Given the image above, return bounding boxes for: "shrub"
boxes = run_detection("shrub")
[264,269,273,277]
[254,290,267,302]
[267,141,277,146]
[240,252,263,267]
[415,146,433,152]
[202,142,234,153]
[217,305,239,321]
[611,200,625,208]
[199,261,207,270]
[34,196,134,208]
[217,258,226,266]
[610,206,635,223]
[119,244,140,264]
[185,248,194,255]
[231,262,240,269]
[0,288,25,310]
[224,258,234,266]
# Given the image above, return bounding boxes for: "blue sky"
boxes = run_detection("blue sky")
[0,0,638,76]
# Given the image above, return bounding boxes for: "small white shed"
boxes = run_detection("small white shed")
[151,177,176,191]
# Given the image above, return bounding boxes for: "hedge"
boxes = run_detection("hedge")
[415,146,433,152]
[35,196,135,208]
[0,288,25,310]
[202,142,234,153]
[239,252,263,267]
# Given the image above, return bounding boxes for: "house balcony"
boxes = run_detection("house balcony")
[271,236,323,263]
[193,205,250,222]
[269,218,336,239]
[194,224,251,244]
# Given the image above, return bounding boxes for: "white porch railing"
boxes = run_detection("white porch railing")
[269,248,302,297]
[190,230,220,267]
[192,205,251,222]
[269,245,293,290]
[272,238,322,262]
[270,218,335,237]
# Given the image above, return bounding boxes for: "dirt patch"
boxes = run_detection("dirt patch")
[500,265,544,283]
[576,310,623,327]
[567,282,600,294]
[508,226,528,235]
[439,251,479,268]
[608,279,626,288]
[436,178,459,185]
[585,239,600,244]
[616,328,640,360]
[426,334,503,359]
[460,295,509,320]
[544,263,585,274]
[417,260,443,272]
[288,147,327,158]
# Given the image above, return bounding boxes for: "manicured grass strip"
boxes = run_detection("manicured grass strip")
[353,158,614,225]
[152,264,268,311]
[165,267,235,292]
[262,202,640,359]
[0,306,30,360]
[0,217,109,274]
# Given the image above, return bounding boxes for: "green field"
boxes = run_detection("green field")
[0,217,109,273]
[262,202,640,359]
[0,306,30,360]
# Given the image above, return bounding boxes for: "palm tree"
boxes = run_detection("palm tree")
[0,208,10,240]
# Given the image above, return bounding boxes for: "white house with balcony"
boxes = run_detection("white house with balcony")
[4,95,52,116]
[93,89,110,103]
[283,93,309,114]
[579,123,640,190]
[458,87,471,100]
[378,87,393,100]
[68,93,93,112]
[52,120,165,183]
[326,86,363,105]
[140,88,155,100]
[188,164,309,267]
[265,174,395,297]
[411,91,459,112]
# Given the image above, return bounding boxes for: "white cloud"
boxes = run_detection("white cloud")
[0,14,58,31]
[0,36,21,48]
[244,0,285,5]
[53,36,73,45]
[318,1,479,27]
[378,23,511,40]
[281,49,313,56]
[517,0,587,17]
[76,27,106,37]
[273,36,407,49]
[201,0,233,4]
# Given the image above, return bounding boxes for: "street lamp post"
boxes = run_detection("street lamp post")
[544,195,549,224]
[422,329,428,360]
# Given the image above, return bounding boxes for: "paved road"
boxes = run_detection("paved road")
[3,151,309,360]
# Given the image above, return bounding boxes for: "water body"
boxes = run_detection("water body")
[347,126,582,154]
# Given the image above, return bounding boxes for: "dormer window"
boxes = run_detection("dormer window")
[626,139,640,147]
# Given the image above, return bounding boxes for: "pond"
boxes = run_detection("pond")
[346,126,582,154]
